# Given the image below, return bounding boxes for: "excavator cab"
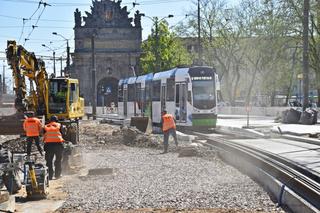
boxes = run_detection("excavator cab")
[48,79,68,114]
[47,77,84,121]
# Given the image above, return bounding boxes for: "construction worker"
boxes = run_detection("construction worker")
[43,115,64,180]
[23,111,43,156]
[161,110,178,154]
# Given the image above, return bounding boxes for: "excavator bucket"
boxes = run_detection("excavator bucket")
[130,116,152,133]
[0,112,25,135]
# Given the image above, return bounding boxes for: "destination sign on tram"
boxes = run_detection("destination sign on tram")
[191,76,213,81]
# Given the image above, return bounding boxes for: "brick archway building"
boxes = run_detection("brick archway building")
[71,0,142,106]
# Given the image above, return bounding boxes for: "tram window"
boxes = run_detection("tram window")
[152,81,161,101]
[145,83,151,101]
[128,84,135,101]
[118,85,123,102]
[136,83,141,102]
[167,78,175,101]
[188,91,192,103]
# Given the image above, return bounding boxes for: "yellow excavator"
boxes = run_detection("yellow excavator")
[0,40,84,143]
[0,40,84,198]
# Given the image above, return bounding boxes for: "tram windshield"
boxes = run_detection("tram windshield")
[192,80,215,109]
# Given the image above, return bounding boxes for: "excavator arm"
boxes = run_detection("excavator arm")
[6,40,48,114]
[0,41,48,135]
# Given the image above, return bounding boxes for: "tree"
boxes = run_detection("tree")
[140,20,192,74]
[174,0,305,107]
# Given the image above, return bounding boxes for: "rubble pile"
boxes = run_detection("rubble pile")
[79,121,161,148]
[0,137,27,153]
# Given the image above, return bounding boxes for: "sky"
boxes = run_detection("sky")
[0,0,237,90]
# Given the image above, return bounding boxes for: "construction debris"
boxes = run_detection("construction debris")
[80,121,161,148]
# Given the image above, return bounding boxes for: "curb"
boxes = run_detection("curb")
[216,125,267,138]
[281,134,320,146]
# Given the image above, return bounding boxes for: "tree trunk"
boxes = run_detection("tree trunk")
[285,47,298,106]
[246,58,260,108]
[232,63,241,106]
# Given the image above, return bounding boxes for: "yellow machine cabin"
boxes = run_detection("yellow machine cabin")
[0,40,84,143]
[46,77,84,121]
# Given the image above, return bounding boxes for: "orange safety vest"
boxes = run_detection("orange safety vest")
[162,114,176,132]
[23,117,42,137]
[44,122,64,143]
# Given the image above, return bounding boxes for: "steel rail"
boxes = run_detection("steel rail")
[192,132,320,210]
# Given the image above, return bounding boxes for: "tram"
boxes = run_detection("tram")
[118,66,219,129]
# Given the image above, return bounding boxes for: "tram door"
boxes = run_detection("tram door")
[123,87,128,116]
[175,83,187,122]
[161,85,166,112]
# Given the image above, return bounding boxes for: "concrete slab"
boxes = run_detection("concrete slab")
[16,199,64,213]
[272,124,320,136]
[176,131,196,143]
[0,194,15,213]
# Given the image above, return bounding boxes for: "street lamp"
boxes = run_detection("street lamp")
[42,44,56,76]
[52,32,70,75]
[141,14,174,72]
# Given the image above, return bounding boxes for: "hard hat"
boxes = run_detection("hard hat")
[50,115,58,122]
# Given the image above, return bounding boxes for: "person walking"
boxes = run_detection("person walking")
[161,110,178,154]
[23,111,43,156]
[43,115,64,180]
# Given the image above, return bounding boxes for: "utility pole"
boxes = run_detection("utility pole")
[197,0,202,65]
[67,40,70,75]
[53,51,56,76]
[302,0,310,110]
[155,17,160,72]
[91,34,97,120]
[2,62,6,94]
[60,56,63,77]
[52,32,70,75]
[0,74,2,95]
[317,0,320,107]
[42,44,56,76]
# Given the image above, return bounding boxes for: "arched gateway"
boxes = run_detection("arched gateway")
[71,0,142,106]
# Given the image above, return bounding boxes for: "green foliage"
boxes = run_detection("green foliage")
[173,0,305,106]
[140,20,192,74]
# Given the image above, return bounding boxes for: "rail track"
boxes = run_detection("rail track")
[190,131,320,213]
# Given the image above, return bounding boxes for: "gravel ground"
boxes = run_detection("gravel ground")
[58,137,283,212]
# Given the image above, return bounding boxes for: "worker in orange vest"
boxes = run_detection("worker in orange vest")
[43,115,64,180]
[161,110,178,154]
[23,111,43,156]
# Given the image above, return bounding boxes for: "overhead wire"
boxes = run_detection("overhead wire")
[24,1,50,45]
[18,1,41,43]
[0,0,190,6]
[18,0,44,43]
[0,14,73,22]
[1,25,72,29]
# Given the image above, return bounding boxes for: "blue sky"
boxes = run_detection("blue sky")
[0,0,237,86]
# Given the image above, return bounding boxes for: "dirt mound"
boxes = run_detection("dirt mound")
[79,121,161,148]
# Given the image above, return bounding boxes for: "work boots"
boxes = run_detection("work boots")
[161,144,168,154]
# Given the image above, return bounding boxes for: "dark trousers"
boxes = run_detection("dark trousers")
[44,143,63,179]
[26,136,43,156]
[163,128,178,152]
